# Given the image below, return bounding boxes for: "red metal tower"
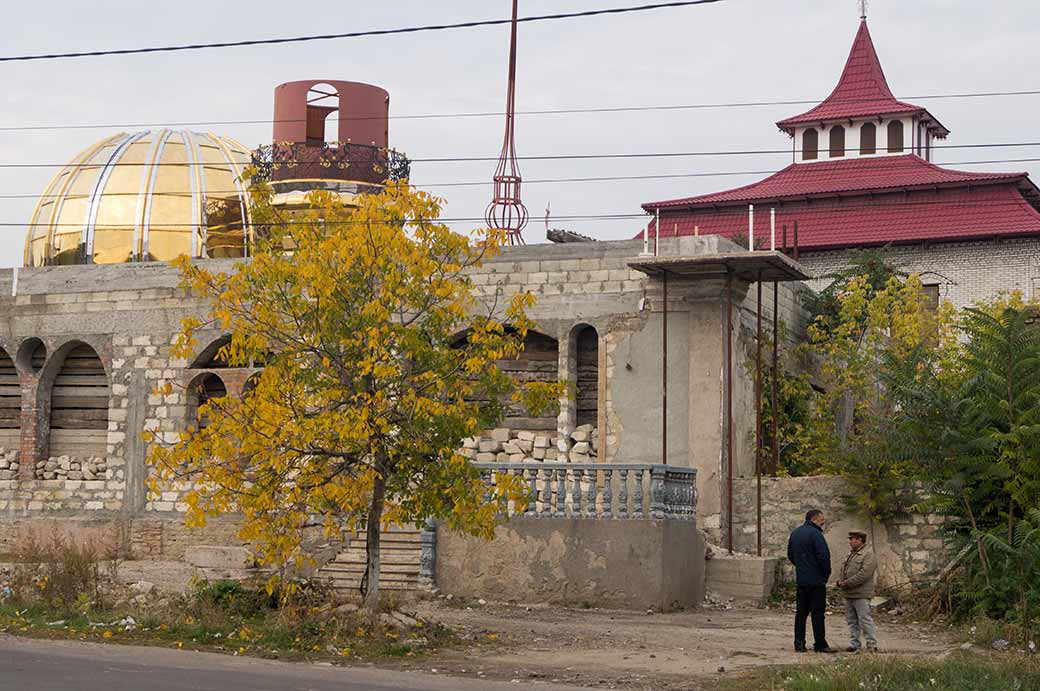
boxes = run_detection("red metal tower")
[485,0,529,245]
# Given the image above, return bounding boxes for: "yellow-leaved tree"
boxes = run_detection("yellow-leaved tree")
[148,181,559,609]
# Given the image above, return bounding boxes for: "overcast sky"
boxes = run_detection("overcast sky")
[0,0,1037,268]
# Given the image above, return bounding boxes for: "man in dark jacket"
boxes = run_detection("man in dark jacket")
[787,509,837,653]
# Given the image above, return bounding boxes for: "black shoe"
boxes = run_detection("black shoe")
[814,646,839,654]
[846,646,860,653]
[794,645,807,653]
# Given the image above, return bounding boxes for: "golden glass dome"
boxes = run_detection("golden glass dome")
[25,130,253,266]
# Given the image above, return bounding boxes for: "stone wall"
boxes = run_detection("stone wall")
[730,475,945,590]
[0,238,800,598]
[798,237,1040,310]
[435,516,705,611]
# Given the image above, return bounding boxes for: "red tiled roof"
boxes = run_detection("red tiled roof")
[643,156,1030,210]
[776,20,946,135]
[638,184,1040,251]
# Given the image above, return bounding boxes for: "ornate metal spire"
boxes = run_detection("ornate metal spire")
[485,0,528,246]
[859,0,868,19]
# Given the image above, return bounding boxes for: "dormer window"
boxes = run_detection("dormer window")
[829,125,846,158]
[887,121,904,153]
[860,122,876,155]
[802,128,819,160]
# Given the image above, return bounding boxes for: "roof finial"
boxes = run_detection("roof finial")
[859,0,868,19]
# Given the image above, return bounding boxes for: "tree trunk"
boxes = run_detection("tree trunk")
[362,469,387,612]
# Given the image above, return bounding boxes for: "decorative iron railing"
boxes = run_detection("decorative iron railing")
[251,142,411,186]
[473,462,697,520]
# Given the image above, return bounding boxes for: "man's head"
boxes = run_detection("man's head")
[848,531,867,550]
[806,509,824,527]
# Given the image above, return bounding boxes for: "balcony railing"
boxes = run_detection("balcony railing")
[473,462,697,521]
[251,142,411,187]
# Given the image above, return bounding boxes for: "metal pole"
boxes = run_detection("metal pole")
[662,270,668,466]
[748,204,755,251]
[772,279,780,476]
[770,209,776,251]
[655,208,661,256]
[756,271,763,556]
[725,268,734,554]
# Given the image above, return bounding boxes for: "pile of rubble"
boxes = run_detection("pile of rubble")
[0,447,19,480]
[34,455,108,481]
[459,424,599,463]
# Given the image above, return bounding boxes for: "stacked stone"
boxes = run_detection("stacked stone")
[34,455,108,481]
[460,424,598,463]
[0,447,20,480]
[557,424,598,463]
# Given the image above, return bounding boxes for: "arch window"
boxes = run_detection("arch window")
[829,125,846,158]
[49,343,109,459]
[801,129,818,161]
[189,373,227,430]
[860,123,877,155]
[0,348,19,451]
[887,121,905,153]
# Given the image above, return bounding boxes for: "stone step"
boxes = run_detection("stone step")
[332,551,420,565]
[322,563,420,576]
[317,526,425,594]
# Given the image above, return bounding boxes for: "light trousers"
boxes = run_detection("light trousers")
[845,597,877,650]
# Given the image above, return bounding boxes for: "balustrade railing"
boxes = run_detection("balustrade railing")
[473,462,696,521]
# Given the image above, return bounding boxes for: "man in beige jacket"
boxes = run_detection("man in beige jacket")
[837,530,878,652]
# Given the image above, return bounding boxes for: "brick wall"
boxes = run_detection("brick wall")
[798,238,1040,310]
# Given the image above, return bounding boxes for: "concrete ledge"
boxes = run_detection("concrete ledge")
[705,555,778,604]
[435,516,704,611]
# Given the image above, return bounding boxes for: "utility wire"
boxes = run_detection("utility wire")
[11,197,1040,229]
[5,156,1040,201]
[1,89,1038,132]
[4,141,1040,169]
[0,1,724,63]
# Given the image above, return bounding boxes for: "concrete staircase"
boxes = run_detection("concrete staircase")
[318,527,425,593]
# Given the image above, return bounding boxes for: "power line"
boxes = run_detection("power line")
[4,141,1040,169]
[10,197,1040,230]
[0,1,724,63]
[2,89,1039,132]
[4,156,1040,201]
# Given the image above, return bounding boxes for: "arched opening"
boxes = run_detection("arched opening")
[243,372,261,397]
[306,83,340,146]
[860,122,877,155]
[0,347,19,454]
[802,129,818,161]
[829,125,846,158]
[17,338,46,374]
[887,120,904,153]
[191,335,231,369]
[574,326,599,428]
[49,343,109,460]
[500,330,560,431]
[188,373,227,430]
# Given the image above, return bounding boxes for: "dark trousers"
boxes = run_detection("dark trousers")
[794,584,828,650]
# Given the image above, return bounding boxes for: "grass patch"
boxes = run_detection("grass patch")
[0,533,455,663]
[710,653,1040,691]
[0,586,455,663]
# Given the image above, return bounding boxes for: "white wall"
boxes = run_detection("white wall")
[797,237,1040,310]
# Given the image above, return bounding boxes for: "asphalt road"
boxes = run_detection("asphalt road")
[0,635,592,691]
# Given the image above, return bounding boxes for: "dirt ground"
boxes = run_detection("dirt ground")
[394,599,956,690]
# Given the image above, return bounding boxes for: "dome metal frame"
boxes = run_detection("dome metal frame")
[25,129,254,267]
